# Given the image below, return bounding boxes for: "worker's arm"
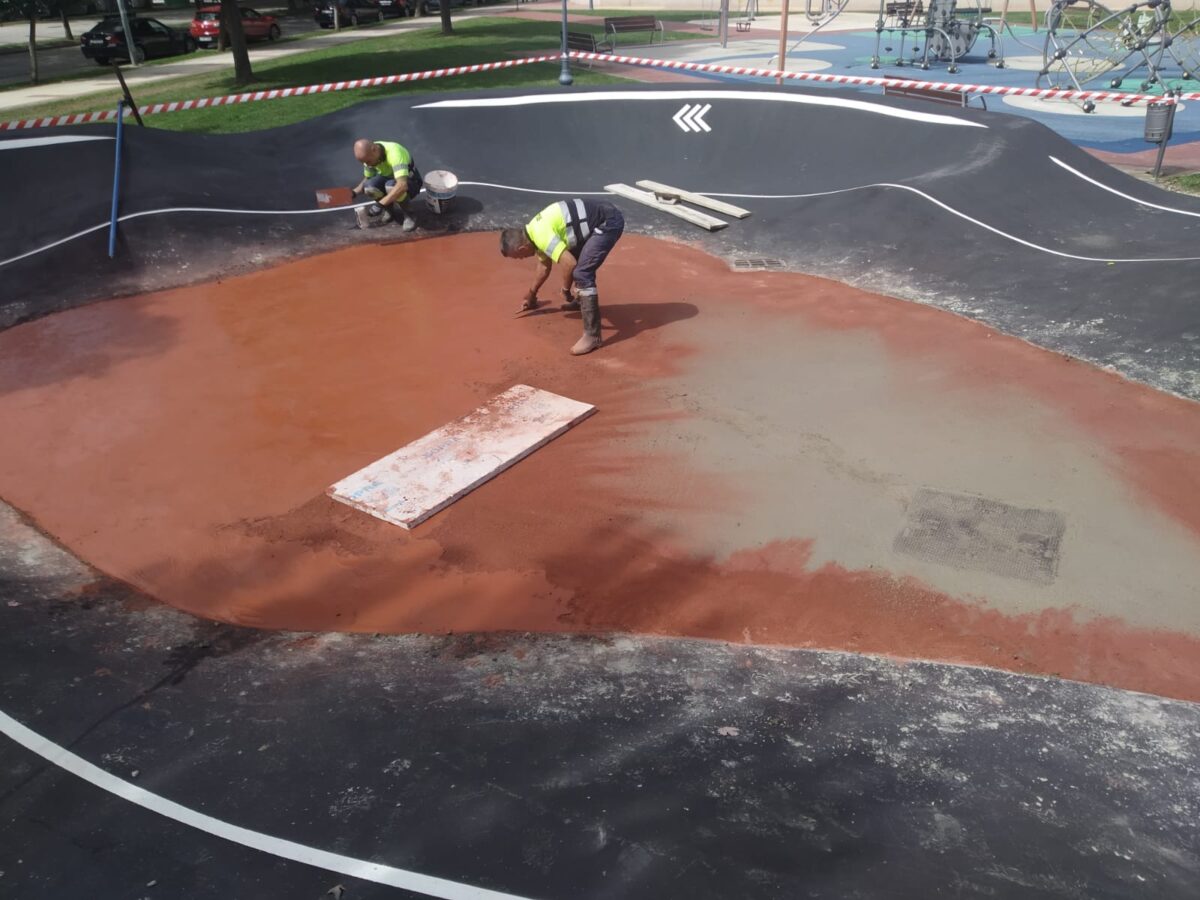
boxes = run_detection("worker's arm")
[529,253,553,296]
[519,253,553,311]
[379,177,410,208]
[558,250,578,295]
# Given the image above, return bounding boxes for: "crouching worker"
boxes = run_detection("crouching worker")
[351,138,423,232]
[500,199,625,356]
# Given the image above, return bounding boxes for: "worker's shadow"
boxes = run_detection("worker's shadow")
[568,300,700,348]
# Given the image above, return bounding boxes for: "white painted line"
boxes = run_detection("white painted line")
[458,181,609,196]
[414,89,987,129]
[7,178,1200,270]
[1049,155,1200,220]
[0,709,538,900]
[706,184,1200,263]
[329,385,595,530]
[0,135,115,151]
[0,201,368,269]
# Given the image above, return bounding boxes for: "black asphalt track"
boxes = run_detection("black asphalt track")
[2,506,1198,899]
[2,85,1200,898]
[2,84,1199,397]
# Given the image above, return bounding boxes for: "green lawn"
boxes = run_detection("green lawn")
[1167,172,1200,195]
[1,18,684,132]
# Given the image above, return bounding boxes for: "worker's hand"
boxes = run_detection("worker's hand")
[518,290,539,313]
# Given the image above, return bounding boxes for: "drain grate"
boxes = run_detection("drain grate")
[894,488,1066,585]
[731,258,785,271]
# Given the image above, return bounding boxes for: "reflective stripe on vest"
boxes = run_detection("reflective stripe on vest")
[556,199,591,250]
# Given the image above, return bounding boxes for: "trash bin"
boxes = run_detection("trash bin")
[1145,102,1175,143]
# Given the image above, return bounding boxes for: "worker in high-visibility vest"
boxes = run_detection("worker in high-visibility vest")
[350,138,423,232]
[499,199,625,356]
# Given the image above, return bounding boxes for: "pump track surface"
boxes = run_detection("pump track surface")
[1,85,1199,899]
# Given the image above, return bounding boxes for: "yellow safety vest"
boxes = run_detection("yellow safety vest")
[362,141,412,181]
[525,200,594,263]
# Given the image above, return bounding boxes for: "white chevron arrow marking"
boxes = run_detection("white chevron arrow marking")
[672,103,713,133]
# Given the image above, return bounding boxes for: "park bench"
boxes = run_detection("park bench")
[603,15,665,48]
[566,31,612,55]
[883,82,987,110]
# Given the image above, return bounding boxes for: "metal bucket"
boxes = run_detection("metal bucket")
[423,170,458,215]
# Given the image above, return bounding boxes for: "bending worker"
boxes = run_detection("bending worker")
[350,138,423,232]
[499,198,625,356]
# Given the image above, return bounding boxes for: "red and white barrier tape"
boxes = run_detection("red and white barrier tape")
[0,53,561,131]
[578,51,1197,106]
[1,49,1194,132]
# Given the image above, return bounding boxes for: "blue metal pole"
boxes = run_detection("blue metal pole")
[108,100,124,259]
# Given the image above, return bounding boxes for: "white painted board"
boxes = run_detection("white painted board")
[328,385,596,529]
[604,183,728,231]
[635,180,752,219]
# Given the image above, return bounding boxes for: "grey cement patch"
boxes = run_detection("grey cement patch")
[894,488,1066,585]
[625,295,1200,633]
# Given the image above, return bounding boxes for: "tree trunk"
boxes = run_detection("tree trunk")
[27,13,39,86]
[60,8,74,41]
[439,5,452,34]
[219,0,254,84]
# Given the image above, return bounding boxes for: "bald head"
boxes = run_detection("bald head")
[353,139,382,165]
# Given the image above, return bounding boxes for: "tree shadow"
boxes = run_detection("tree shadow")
[0,296,179,398]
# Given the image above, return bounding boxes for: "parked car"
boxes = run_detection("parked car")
[376,0,414,17]
[314,0,383,28]
[79,15,196,66]
[190,7,282,48]
[420,0,466,13]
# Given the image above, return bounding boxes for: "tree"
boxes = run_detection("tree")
[439,3,451,36]
[0,0,42,84]
[216,0,253,85]
[55,0,72,41]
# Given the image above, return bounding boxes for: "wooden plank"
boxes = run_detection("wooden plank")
[634,180,752,219]
[328,385,595,530]
[605,183,728,231]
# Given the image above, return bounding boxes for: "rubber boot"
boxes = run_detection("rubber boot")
[570,293,602,356]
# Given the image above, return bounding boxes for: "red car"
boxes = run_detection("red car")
[191,7,281,48]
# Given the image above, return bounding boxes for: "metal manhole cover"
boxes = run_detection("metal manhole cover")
[731,258,785,271]
[894,488,1066,585]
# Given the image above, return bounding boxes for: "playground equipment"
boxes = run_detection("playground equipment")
[871,0,1005,72]
[1037,0,1200,106]
[770,0,855,64]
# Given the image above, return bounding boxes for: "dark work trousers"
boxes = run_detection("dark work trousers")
[573,203,624,296]
[363,169,423,204]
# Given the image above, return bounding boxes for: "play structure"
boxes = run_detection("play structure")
[769,0,859,63]
[871,0,1005,72]
[1038,0,1200,103]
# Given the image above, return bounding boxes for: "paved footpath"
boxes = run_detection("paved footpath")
[0,7,515,114]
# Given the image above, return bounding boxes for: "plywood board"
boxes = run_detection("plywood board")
[604,183,728,231]
[635,180,752,219]
[328,385,595,529]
